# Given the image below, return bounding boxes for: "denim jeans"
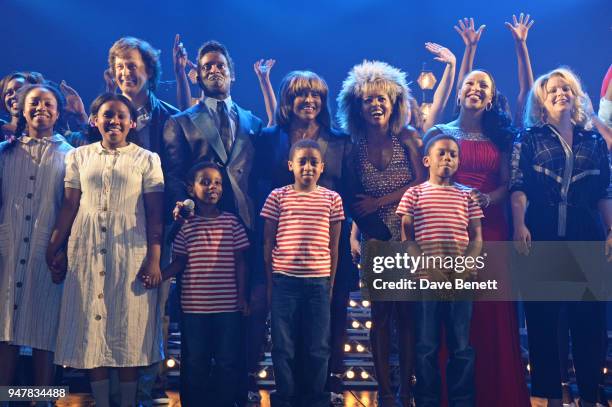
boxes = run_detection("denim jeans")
[180,311,242,407]
[270,274,331,407]
[415,301,474,407]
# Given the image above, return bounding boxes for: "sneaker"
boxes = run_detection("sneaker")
[331,392,344,405]
[562,382,576,407]
[247,390,262,403]
[151,389,170,405]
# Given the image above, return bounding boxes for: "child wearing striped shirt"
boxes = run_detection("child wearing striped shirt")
[162,161,249,407]
[396,134,483,407]
[261,139,344,407]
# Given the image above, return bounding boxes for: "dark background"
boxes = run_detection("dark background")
[2,0,611,124]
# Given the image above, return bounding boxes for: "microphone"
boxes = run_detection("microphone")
[167,199,195,244]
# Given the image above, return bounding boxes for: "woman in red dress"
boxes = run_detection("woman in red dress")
[422,14,535,407]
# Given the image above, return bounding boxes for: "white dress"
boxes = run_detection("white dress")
[54,142,164,369]
[0,134,73,351]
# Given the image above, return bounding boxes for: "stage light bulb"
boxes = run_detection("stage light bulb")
[365,320,372,329]
[604,367,608,375]
[166,358,176,369]
[346,369,355,379]
[344,344,351,352]
[360,370,369,379]
[356,344,365,353]
[258,369,267,378]
[526,364,531,372]
[351,320,360,329]
[362,300,370,307]
[349,300,357,307]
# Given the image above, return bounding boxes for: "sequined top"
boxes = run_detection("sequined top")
[357,135,413,240]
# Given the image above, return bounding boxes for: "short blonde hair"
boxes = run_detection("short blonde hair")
[337,60,411,140]
[524,67,592,130]
[275,71,331,130]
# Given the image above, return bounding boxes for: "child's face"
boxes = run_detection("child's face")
[288,147,324,188]
[423,139,459,179]
[190,168,223,205]
[93,100,135,147]
[23,88,59,132]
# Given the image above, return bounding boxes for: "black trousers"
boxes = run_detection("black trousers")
[525,301,605,402]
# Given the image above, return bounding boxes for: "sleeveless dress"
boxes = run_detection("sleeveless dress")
[436,124,530,407]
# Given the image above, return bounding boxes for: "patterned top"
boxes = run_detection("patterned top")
[396,181,484,255]
[173,212,250,314]
[509,124,611,238]
[261,185,345,277]
[357,135,413,240]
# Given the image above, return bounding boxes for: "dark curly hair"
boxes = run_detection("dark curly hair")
[86,93,139,145]
[457,69,515,152]
[14,82,66,138]
[0,71,44,114]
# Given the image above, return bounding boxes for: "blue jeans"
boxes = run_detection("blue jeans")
[270,274,331,407]
[415,301,474,407]
[180,311,242,407]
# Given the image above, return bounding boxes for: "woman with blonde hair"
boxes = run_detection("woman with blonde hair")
[511,67,611,407]
[337,60,425,407]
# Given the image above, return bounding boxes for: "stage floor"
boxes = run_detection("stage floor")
[55,390,377,406]
[52,390,612,407]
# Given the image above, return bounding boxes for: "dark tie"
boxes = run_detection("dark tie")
[217,100,232,154]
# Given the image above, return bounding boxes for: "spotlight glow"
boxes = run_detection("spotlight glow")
[351,320,360,329]
[356,344,365,353]
[365,320,372,329]
[362,300,370,307]
[258,369,268,378]
[344,344,351,352]
[360,370,369,379]
[166,358,176,369]
[346,369,355,379]
[349,300,357,307]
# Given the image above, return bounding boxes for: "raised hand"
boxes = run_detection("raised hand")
[454,18,485,46]
[173,34,188,73]
[505,13,534,42]
[253,59,276,80]
[103,69,117,93]
[60,81,87,121]
[425,42,456,66]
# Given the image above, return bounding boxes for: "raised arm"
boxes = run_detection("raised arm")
[60,81,88,129]
[505,13,535,125]
[173,34,194,111]
[454,18,485,95]
[422,42,456,132]
[254,59,277,127]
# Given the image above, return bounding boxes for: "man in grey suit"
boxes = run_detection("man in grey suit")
[162,40,263,407]
[163,40,262,233]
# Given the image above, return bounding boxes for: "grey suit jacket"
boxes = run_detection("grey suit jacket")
[162,101,263,231]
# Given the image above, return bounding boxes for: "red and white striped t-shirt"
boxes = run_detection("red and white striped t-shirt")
[396,181,483,255]
[260,185,345,277]
[172,212,250,313]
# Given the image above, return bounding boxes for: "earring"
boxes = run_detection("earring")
[485,102,493,111]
